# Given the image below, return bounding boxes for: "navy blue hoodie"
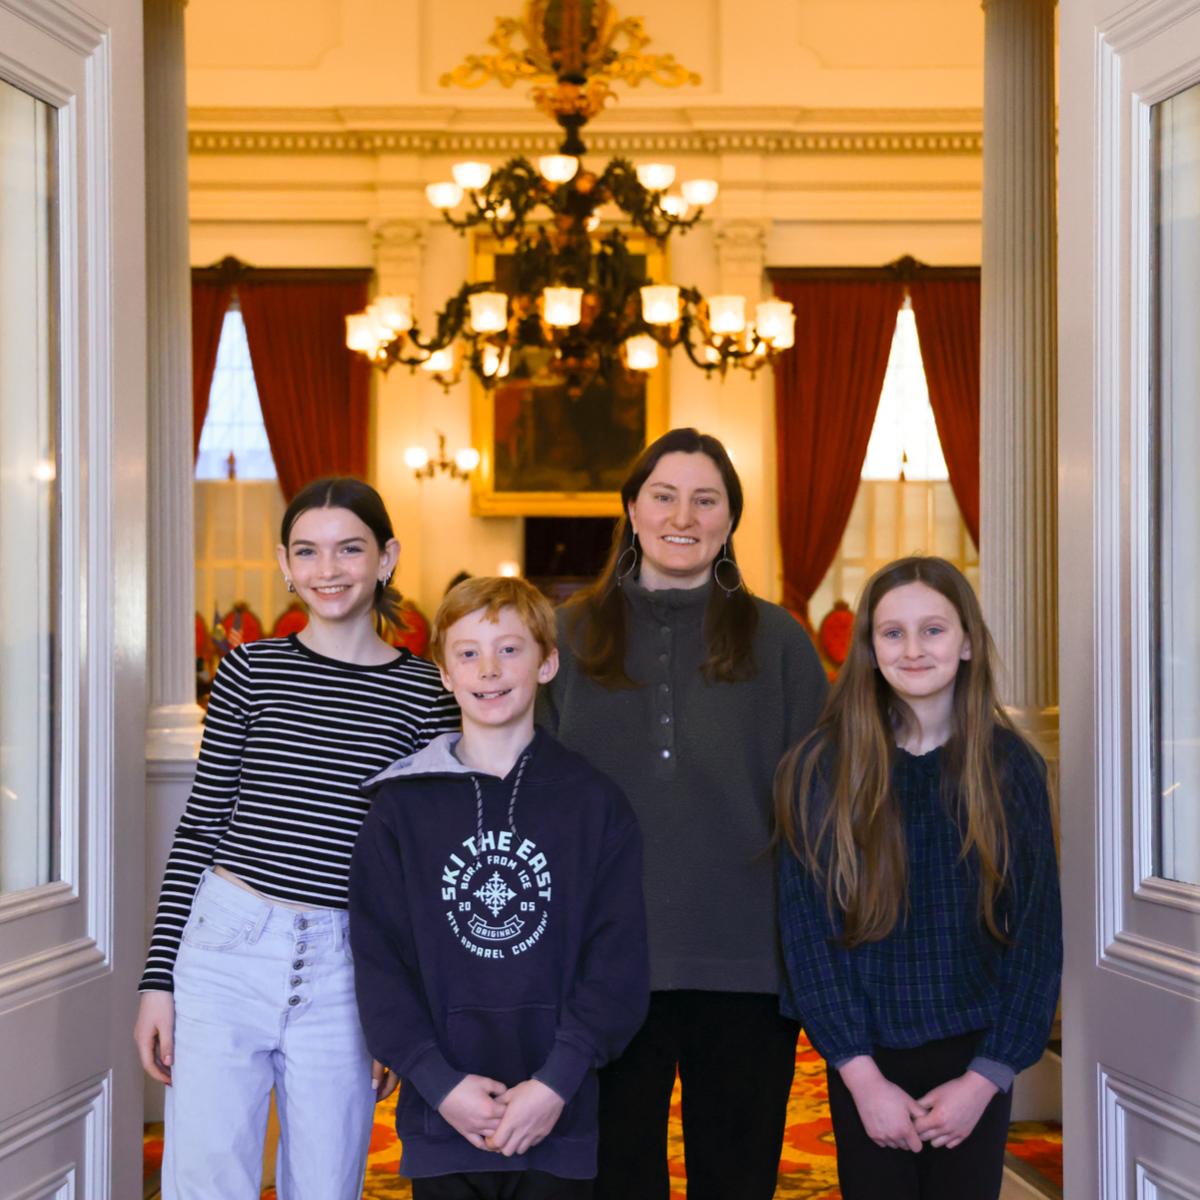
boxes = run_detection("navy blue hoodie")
[349,728,649,1180]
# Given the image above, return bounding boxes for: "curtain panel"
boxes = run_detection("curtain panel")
[908,279,981,546]
[238,279,371,501]
[770,279,903,620]
[191,280,233,460]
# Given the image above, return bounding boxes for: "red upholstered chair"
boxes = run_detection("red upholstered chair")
[817,600,854,679]
[386,599,430,658]
[271,602,309,639]
[195,612,212,660]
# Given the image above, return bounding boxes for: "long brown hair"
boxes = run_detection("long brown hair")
[281,477,403,630]
[563,427,758,687]
[774,556,1018,946]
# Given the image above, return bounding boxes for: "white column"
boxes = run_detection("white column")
[142,0,201,1125]
[979,0,1058,740]
[144,0,203,759]
[710,219,778,600]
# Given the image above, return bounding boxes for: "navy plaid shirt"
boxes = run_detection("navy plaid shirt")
[778,728,1062,1092]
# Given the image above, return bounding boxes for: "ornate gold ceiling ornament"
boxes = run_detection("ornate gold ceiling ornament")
[440,0,700,126]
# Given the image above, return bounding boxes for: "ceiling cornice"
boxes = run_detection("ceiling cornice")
[189,128,982,157]
[187,105,982,156]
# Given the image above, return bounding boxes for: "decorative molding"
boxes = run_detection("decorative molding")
[372,220,426,293]
[0,937,106,1012]
[1090,7,1200,992]
[0,880,76,928]
[188,127,982,158]
[1101,1069,1200,1200]
[1137,1160,1200,1200]
[0,0,106,57]
[1133,876,1200,917]
[145,754,199,787]
[187,103,984,126]
[0,1073,109,1165]
[6,1170,73,1200]
[1103,929,1200,999]
[714,220,768,293]
[81,0,115,969]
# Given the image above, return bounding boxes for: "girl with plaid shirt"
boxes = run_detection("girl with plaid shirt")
[775,557,1061,1200]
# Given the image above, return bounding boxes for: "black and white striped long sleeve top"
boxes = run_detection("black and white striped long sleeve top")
[140,635,460,991]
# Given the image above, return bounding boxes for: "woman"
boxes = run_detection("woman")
[774,557,1061,1200]
[538,428,828,1199]
[135,477,460,1200]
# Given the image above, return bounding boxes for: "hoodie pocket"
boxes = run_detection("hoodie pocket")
[444,1004,557,1089]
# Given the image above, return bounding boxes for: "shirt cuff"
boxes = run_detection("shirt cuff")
[532,1039,592,1104]
[968,1056,1015,1094]
[405,1044,467,1111]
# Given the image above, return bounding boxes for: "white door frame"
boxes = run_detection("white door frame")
[0,0,145,1195]
[1060,0,1200,1195]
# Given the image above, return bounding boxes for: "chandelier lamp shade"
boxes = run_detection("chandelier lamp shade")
[345,2,795,393]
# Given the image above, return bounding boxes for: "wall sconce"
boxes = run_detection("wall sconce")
[497,561,521,578]
[404,431,480,482]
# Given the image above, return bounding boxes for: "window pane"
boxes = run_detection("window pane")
[195,308,278,481]
[861,305,949,482]
[1154,82,1200,886]
[0,79,59,893]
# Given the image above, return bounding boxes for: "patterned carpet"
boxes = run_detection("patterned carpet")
[143,1035,1063,1199]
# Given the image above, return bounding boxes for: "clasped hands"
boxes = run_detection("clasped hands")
[437,1074,564,1157]
[838,1056,998,1153]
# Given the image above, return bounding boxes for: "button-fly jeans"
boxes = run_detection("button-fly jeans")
[163,869,375,1199]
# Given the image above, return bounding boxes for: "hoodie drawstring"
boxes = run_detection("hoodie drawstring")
[472,752,530,843]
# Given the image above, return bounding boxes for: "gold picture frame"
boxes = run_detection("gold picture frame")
[469,231,669,517]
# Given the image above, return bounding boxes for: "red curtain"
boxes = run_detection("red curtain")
[238,280,371,500]
[772,279,904,620]
[909,279,981,545]
[192,280,233,460]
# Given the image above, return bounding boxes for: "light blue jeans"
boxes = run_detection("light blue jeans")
[163,869,376,1200]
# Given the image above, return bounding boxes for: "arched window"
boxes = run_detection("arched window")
[809,298,978,621]
[194,305,277,481]
[193,301,288,647]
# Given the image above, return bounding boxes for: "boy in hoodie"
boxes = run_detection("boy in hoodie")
[349,576,649,1199]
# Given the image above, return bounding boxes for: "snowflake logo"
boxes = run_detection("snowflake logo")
[474,872,516,917]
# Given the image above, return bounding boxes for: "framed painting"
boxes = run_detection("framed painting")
[469,232,669,516]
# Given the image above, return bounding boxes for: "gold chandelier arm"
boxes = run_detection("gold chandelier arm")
[438,18,551,90]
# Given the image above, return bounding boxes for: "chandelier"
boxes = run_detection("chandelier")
[345,1,795,394]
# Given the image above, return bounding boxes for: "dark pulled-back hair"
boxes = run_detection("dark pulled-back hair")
[280,477,403,629]
[563,427,759,687]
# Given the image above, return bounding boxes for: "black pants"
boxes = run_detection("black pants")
[826,1032,1014,1200]
[595,990,800,1200]
[412,1171,593,1200]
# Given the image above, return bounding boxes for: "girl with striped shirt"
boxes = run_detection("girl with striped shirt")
[135,477,460,1200]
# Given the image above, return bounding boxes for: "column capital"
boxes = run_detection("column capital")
[370,220,426,294]
[714,220,770,294]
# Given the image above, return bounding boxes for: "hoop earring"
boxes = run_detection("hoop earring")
[615,536,640,585]
[285,579,295,594]
[713,542,743,596]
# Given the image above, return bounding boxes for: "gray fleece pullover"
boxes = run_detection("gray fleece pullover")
[538,580,828,995]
